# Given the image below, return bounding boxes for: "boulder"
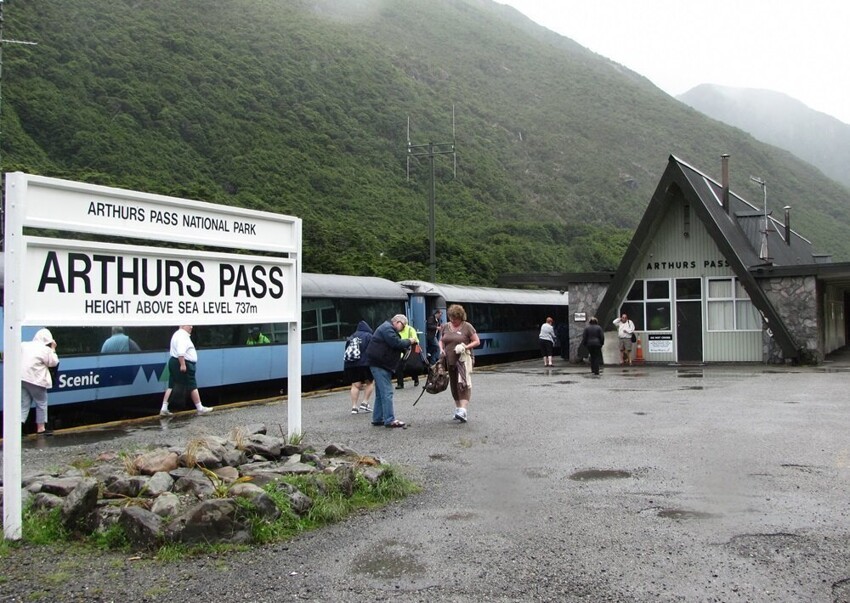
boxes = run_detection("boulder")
[134,450,179,475]
[119,506,164,548]
[61,478,99,531]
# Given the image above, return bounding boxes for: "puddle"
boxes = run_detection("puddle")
[677,372,704,379]
[553,380,577,385]
[680,385,704,390]
[657,508,716,520]
[445,511,476,521]
[355,539,426,579]
[633,411,648,416]
[429,453,450,461]
[727,532,803,563]
[569,469,631,481]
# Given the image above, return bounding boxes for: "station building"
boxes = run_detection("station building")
[509,155,850,364]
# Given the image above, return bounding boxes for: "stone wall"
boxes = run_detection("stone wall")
[759,276,820,364]
[568,282,609,362]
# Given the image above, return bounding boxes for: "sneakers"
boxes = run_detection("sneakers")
[196,405,213,415]
[358,402,372,412]
[351,408,359,414]
[453,408,468,423]
[159,408,173,417]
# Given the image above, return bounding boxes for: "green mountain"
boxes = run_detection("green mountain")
[3,0,850,285]
[678,84,850,189]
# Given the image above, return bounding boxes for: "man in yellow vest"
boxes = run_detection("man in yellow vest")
[395,322,420,389]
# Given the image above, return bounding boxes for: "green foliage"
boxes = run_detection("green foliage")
[22,507,68,545]
[2,0,849,281]
[88,524,130,551]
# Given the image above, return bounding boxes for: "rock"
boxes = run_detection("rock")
[151,492,181,517]
[288,491,313,516]
[212,466,240,483]
[228,483,280,520]
[41,476,84,496]
[119,506,164,548]
[104,476,150,499]
[146,472,175,497]
[173,471,216,498]
[32,492,64,510]
[244,434,283,459]
[166,499,250,545]
[134,450,179,475]
[325,443,357,457]
[360,467,387,486]
[61,478,99,531]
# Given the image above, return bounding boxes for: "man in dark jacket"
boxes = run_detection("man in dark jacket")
[366,314,415,428]
[580,316,605,376]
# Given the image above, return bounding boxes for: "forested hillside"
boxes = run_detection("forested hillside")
[3,0,850,284]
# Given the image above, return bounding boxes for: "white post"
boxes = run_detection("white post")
[3,172,24,539]
[287,220,303,438]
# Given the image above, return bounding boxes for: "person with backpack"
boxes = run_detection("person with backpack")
[344,321,374,414]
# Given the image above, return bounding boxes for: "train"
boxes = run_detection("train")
[2,273,568,427]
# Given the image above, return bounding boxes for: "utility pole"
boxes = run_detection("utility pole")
[0,0,37,249]
[407,109,456,283]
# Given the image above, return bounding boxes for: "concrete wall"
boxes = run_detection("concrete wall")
[568,282,609,362]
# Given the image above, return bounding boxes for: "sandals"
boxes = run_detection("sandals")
[385,420,407,429]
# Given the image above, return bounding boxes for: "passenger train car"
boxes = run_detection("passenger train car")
[1,273,567,426]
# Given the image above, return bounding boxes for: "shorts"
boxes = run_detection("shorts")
[168,357,198,390]
[618,338,633,353]
[344,365,373,385]
[539,339,554,356]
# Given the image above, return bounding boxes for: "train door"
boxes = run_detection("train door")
[675,278,703,362]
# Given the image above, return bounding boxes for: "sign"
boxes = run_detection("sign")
[4,172,303,540]
[648,333,673,354]
[23,237,297,326]
[18,173,297,253]
[573,312,587,322]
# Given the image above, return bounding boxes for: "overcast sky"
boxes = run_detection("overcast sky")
[497,0,850,125]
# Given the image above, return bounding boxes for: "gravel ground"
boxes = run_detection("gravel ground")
[3,357,850,602]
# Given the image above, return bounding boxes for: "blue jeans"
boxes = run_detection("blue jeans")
[426,337,440,365]
[369,366,395,426]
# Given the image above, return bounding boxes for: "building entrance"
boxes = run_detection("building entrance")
[675,278,703,362]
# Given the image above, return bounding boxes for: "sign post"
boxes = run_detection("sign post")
[3,172,302,539]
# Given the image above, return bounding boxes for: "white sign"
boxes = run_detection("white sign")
[648,334,673,354]
[22,237,297,326]
[573,312,587,322]
[17,173,297,253]
[4,172,303,540]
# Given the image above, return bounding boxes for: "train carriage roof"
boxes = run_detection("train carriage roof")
[398,280,567,305]
[302,273,407,300]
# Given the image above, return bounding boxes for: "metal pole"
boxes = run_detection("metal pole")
[429,142,436,282]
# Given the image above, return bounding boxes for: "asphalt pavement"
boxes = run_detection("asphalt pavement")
[3,355,850,602]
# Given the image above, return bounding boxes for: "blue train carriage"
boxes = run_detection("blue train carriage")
[400,280,569,362]
[2,273,408,420]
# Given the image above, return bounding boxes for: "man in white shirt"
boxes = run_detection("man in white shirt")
[613,313,636,365]
[160,325,213,416]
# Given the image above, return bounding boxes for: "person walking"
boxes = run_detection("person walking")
[344,320,374,414]
[160,325,213,416]
[21,328,60,435]
[538,316,556,367]
[580,317,605,375]
[366,314,415,428]
[439,304,480,423]
[101,326,141,353]
[425,309,443,365]
[613,313,636,365]
[395,320,421,389]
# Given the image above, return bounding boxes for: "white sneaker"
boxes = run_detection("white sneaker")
[196,406,213,415]
[456,408,468,423]
[358,402,372,412]
[159,408,173,417]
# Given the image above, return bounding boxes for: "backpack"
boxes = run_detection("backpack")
[343,336,361,362]
[424,358,449,394]
[413,358,449,406]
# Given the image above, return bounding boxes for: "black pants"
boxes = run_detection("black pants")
[588,346,603,375]
[395,359,420,387]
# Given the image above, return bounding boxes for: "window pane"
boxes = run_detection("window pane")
[646,280,670,300]
[736,300,761,330]
[735,281,751,300]
[707,300,733,330]
[626,280,644,301]
[708,279,732,298]
[646,302,671,331]
[620,302,644,330]
[676,278,702,300]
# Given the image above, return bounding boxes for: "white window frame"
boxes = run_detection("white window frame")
[706,277,760,332]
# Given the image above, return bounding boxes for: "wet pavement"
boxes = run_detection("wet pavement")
[3,355,850,602]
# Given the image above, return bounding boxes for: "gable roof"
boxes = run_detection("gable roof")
[596,155,808,359]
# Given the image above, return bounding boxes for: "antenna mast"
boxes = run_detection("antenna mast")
[407,106,457,282]
[750,175,770,261]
